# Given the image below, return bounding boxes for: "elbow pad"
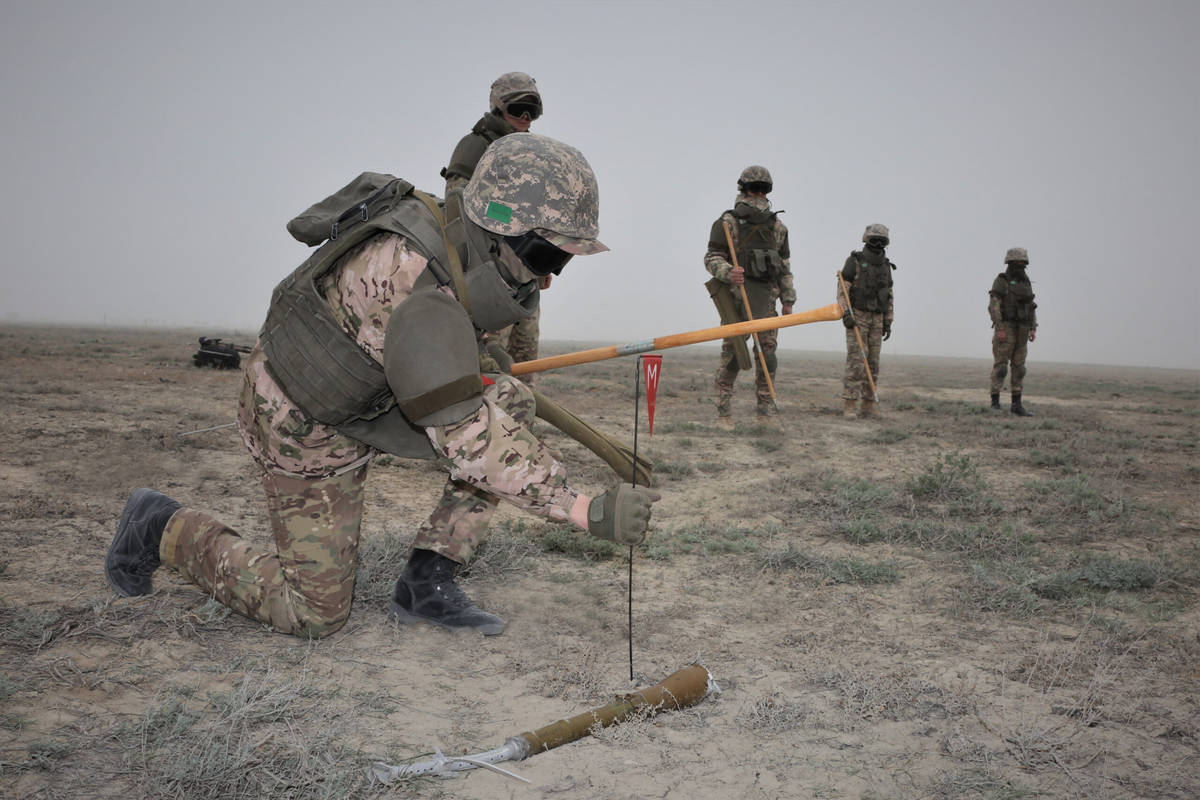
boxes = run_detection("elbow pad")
[383,289,484,427]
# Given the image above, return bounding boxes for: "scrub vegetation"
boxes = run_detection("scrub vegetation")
[1,325,1198,799]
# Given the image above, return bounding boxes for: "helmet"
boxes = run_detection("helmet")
[862,223,890,244]
[463,133,607,254]
[1004,246,1029,264]
[489,71,541,113]
[737,165,773,192]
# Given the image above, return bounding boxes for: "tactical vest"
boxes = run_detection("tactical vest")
[721,206,783,317]
[729,205,784,283]
[441,113,515,183]
[992,273,1036,323]
[259,173,456,459]
[845,250,894,313]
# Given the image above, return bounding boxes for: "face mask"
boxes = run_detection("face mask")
[459,219,540,332]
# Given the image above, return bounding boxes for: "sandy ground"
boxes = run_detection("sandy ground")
[1,323,1198,799]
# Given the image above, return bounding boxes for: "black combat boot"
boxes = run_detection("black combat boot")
[990,393,1002,412]
[1011,393,1034,417]
[390,549,506,635]
[105,489,181,597]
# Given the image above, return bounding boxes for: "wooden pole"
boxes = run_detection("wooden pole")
[722,220,777,406]
[511,303,843,376]
[836,271,879,403]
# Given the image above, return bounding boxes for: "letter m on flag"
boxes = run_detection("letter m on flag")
[642,355,662,434]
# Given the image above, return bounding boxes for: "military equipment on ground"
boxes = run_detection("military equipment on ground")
[192,337,251,369]
[369,663,719,784]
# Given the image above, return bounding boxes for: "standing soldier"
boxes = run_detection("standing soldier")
[105,134,660,639]
[989,247,1038,416]
[444,72,545,383]
[838,224,895,419]
[704,165,795,429]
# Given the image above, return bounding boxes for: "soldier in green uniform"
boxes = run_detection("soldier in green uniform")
[704,166,795,429]
[989,246,1038,416]
[444,72,545,383]
[105,134,660,639]
[838,224,896,419]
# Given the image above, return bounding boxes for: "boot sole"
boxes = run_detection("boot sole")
[388,598,507,636]
[105,489,153,598]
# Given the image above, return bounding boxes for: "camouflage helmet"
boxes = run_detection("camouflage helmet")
[489,71,541,113]
[737,165,773,191]
[1004,246,1029,264]
[862,223,890,244]
[463,132,607,255]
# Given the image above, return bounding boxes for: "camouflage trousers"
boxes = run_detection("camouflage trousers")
[991,324,1031,393]
[161,467,368,639]
[843,309,885,400]
[498,306,541,385]
[715,328,778,415]
[161,374,570,638]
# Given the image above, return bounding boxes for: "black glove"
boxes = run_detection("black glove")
[842,310,856,329]
[883,322,892,341]
[588,485,662,545]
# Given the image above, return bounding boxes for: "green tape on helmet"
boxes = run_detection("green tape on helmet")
[486,201,513,223]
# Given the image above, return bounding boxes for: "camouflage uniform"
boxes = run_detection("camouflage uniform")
[444,72,543,383]
[161,231,580,638]
[838,230,895,405]
[704,193,795,415]
[989,262,1038,395]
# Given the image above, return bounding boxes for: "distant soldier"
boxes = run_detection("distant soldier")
[838,224,895,419]
[989,247,1038,416]
[704,166,795,428]
[444,72,545,383]
[105,134,660,639]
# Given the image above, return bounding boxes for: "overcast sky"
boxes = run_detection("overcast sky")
[3,0,1198,370]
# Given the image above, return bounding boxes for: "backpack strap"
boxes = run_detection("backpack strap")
[410,190,473,320]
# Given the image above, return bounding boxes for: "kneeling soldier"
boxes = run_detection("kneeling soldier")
[106,134,660,638]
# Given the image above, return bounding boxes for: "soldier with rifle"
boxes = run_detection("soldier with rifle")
[105,134,660,639]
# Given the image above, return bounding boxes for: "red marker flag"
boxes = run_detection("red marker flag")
[642,355,662,435]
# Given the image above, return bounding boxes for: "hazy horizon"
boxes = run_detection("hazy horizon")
[3,1,1198,370]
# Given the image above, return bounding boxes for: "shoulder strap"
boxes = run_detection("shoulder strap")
[410,190,472,319]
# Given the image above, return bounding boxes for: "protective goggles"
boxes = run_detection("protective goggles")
[504,99,542,121]
[503,231,573,276]
[740,181,772,194]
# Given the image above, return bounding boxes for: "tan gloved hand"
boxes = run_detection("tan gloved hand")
[587,485,662,545]
[479,339,513,374]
